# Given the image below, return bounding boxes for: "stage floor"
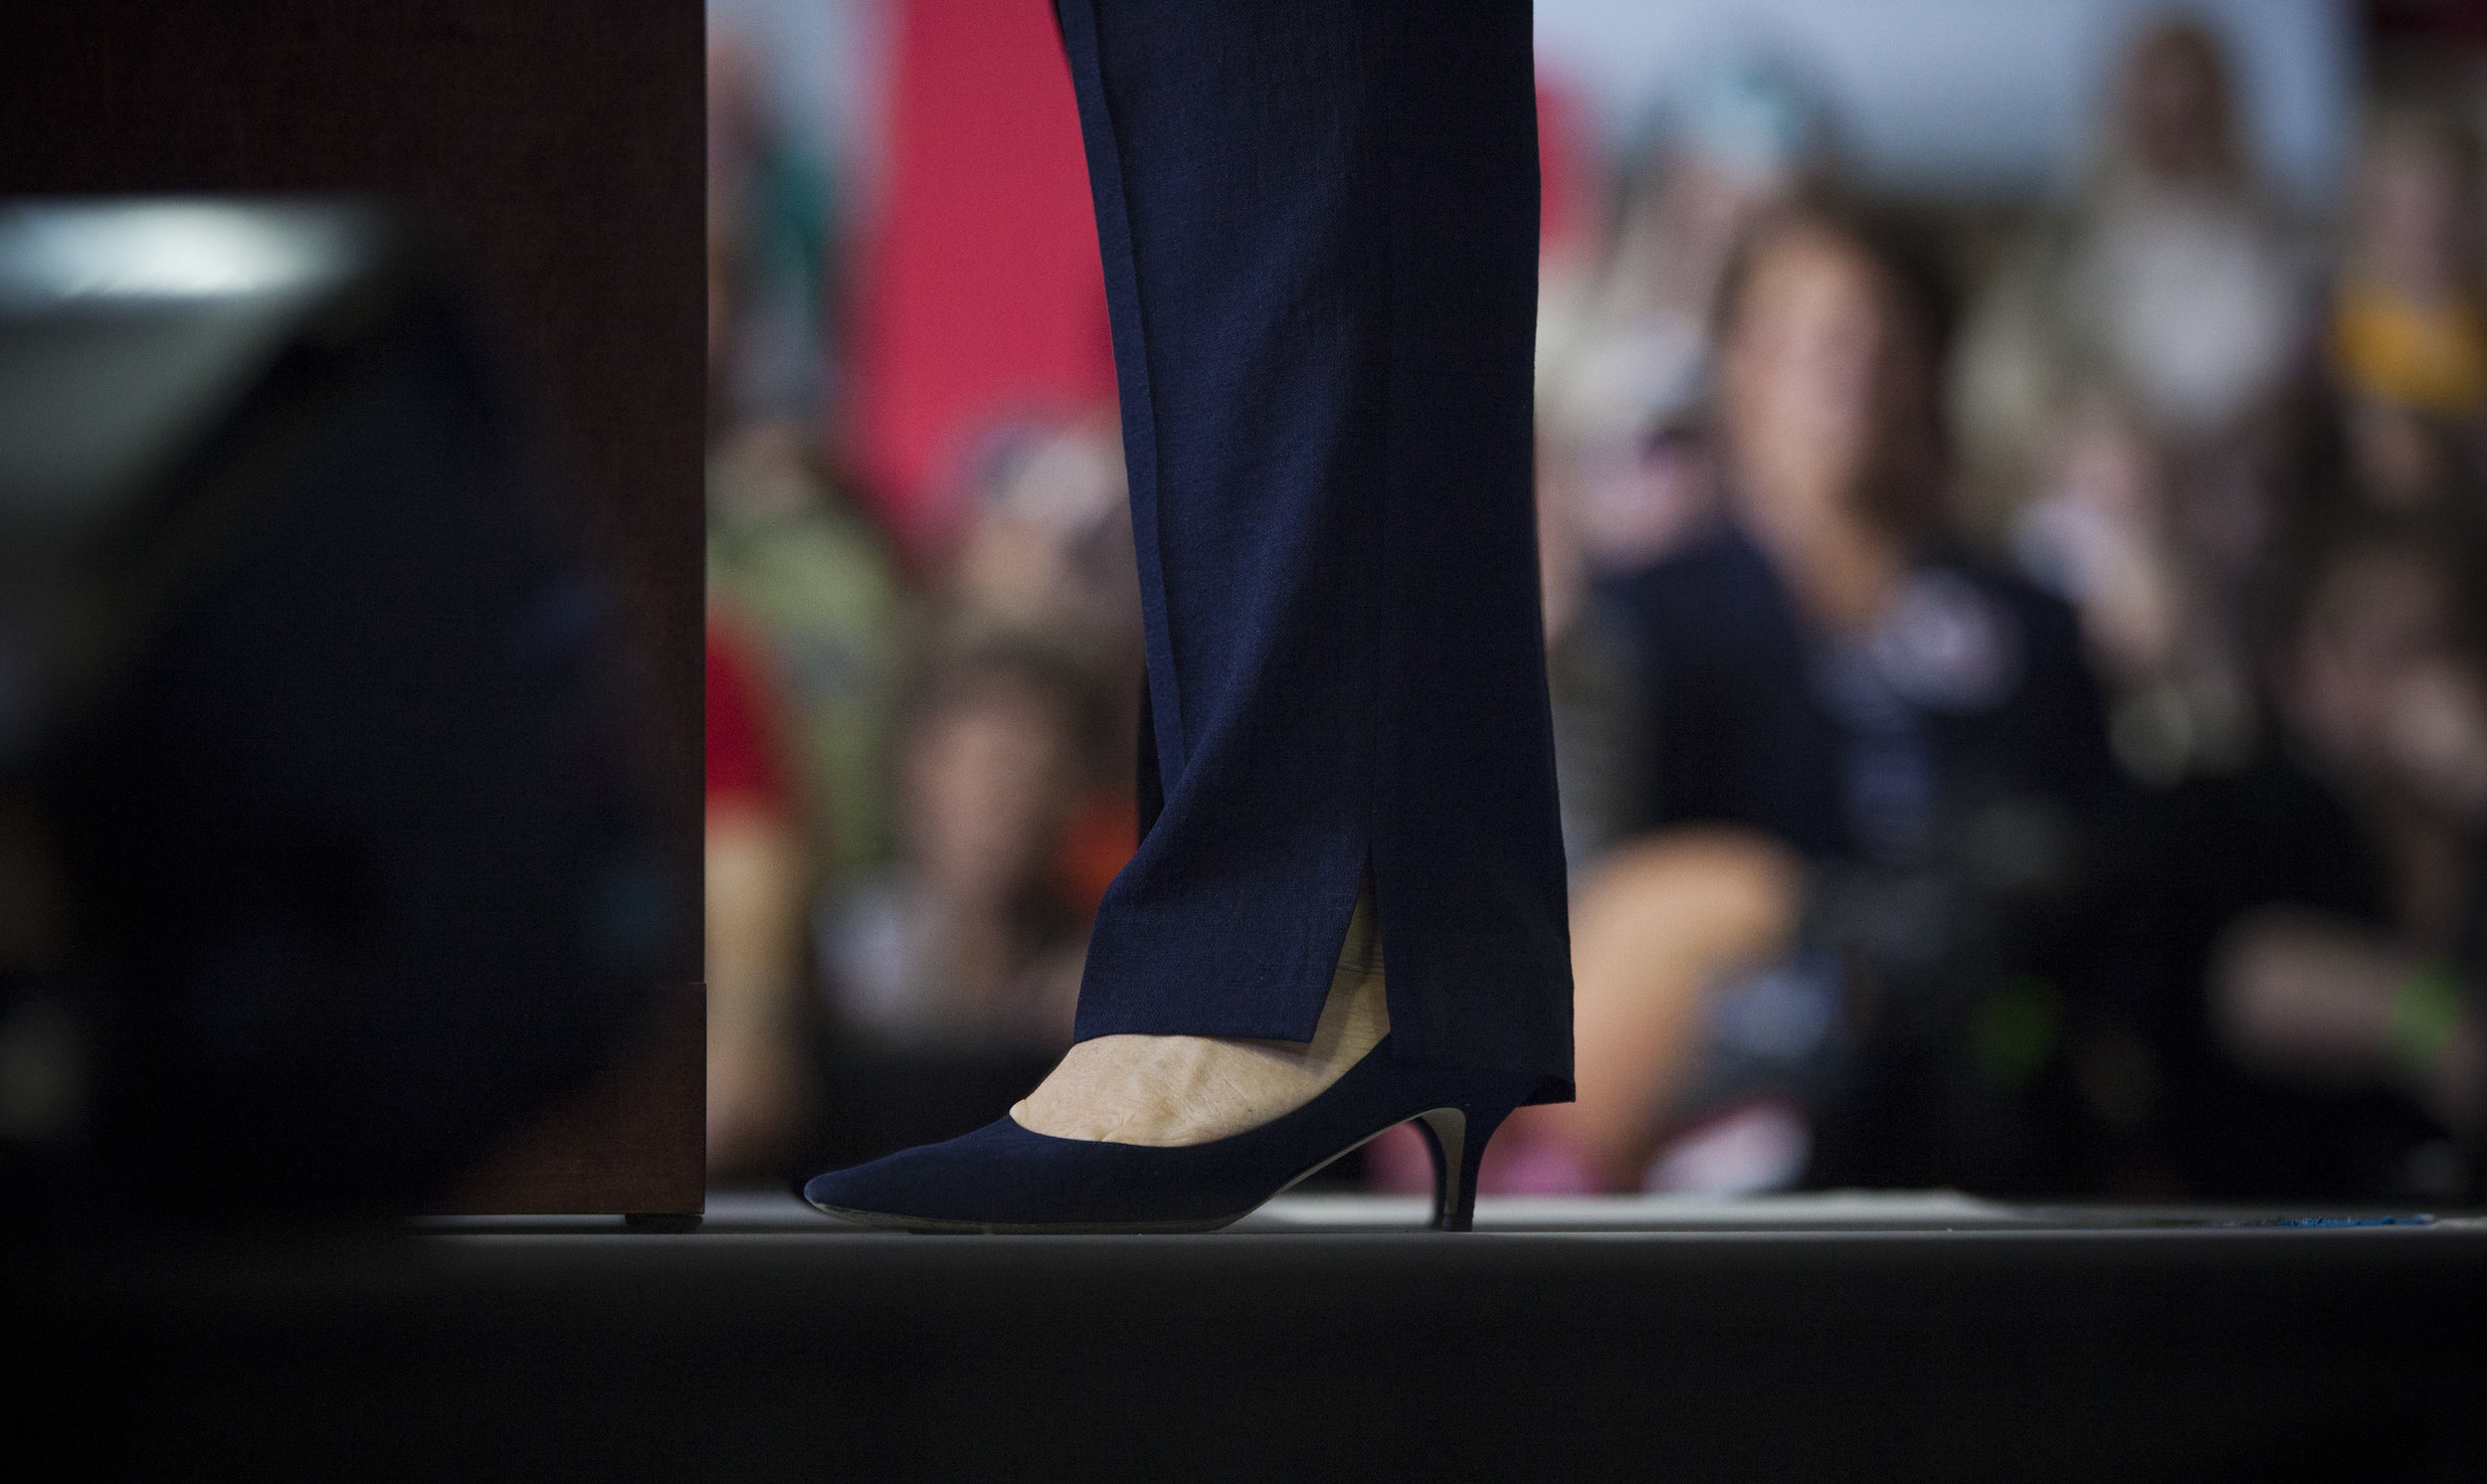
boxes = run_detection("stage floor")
[438,1185,2487,1235]
[18,1192,2487,1479]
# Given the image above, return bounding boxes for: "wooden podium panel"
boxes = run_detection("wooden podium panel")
[443,984,706,1219]
[0,6,706,1220]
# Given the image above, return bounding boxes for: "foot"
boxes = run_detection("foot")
[1011,887,1389,1146]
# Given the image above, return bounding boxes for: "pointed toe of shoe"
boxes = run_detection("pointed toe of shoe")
[798,1118,1187,1231]
[800,1119,1056,1229]
[799,1167,856,1211]
[801,1152,934,1225]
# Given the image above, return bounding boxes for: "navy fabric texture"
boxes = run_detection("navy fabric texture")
[1054,0,1572,1095]
[802,1035,1539,1230]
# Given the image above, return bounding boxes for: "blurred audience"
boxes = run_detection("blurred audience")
[1539,200,2117,1196]
[944,414,1144,669]
[2330,105,2487,427]
[1957,19,2314,783]
[704,620,816,1178]
[706,418,908,884]
[2284,103,2487,558]
[2103,517,2486,1199]
[707,68,908,886]
[708,38,838,426]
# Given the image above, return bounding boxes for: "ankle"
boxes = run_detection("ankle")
[1012,883,1390,1144]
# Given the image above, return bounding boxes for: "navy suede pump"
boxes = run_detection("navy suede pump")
[800,1035,1539,1233]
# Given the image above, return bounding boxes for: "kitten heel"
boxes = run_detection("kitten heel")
[1415,1097,1517,1232]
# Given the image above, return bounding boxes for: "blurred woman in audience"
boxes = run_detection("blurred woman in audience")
[936,412,1145,939]
[821,639,1116,1050]
[2282,106,2487,552]
[944,413,1144,678]
[1957,19,2312,782]
[1538,55,1828,593]
[1512,200,2118,1195]
[1536,56,1826,868]
[2107,517,2486,1199]
[2009,391,2261,783]
[2330,107,2487,431]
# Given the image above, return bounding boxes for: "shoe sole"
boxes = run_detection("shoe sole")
[804,1115,1452,1234]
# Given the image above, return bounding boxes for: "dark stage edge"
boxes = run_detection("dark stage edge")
[16,1193,2487,1481]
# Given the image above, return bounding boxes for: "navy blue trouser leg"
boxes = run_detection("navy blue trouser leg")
[1057,0,1571,1097]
